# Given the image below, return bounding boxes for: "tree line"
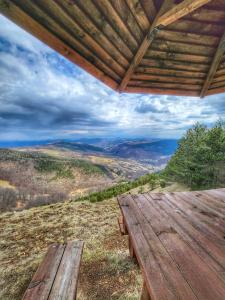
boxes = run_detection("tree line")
[164,121,225,189]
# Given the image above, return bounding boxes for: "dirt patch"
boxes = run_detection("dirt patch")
[79,258,139,300]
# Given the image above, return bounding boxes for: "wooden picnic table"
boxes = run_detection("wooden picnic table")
[118,189,225,300]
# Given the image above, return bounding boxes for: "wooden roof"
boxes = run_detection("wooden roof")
[118,189,225,299]
[1,0,225,97]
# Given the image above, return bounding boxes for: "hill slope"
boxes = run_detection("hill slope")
[0,181,189,300]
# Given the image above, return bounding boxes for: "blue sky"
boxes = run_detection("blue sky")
[0,15,225,141]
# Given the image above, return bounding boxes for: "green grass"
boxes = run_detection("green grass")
[75,173,161,203]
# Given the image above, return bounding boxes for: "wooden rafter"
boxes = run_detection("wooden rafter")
[118,0,173,92]
[0,0,118,91]
[200,32,225,98]
[155,0,212,27]
[118,0,211,92]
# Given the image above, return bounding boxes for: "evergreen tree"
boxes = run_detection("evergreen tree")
[164,121,225,189]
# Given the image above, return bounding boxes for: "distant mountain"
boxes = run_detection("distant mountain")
[107,139,178,159]
[50,141,104,153]
[49,139,178,166]
[0,138,179,167]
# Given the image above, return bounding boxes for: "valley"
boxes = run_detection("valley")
[0,138,177,212]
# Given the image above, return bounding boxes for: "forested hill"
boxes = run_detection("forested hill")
[164,122,225,189]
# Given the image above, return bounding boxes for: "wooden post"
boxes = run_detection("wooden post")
[140,282,151,300]
[128,236,138,265]
[118,216,128,235]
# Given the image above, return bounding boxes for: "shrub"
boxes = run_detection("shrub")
[26,192,68,208]
[159,179,166,188]
[0,187,17,212]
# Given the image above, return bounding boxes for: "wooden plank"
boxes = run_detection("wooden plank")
[155,0,212,27]
[164,192,225,240]
[214,69,225,77]
[118,216,128,235]
[56,0,129,69]
[143,193,225,277]
[135,67,206,78]
[140,58,209,72]
[185,7,225,23]
[76,0,134,60]
[33,0,125,78]
[168,19,224,37]
[140,282,151,300]
[212,74,225,83]
[210,80,225,89]
[201,32,225,97]
[124,86,199,97]
[93,0,138,52]
[0,0,118,90]
[23,244,65,300]
[139,0,157,23]
[125,0,150,33]
[118,195,198,300]
[110,0,144,43]
[207,86,225,95]
[157,29,219,47]
[204,189,225,205]
[132,74,205,84]
[151,39,215,57]
[49,241,84,300]
[147,49,212,64]
[160,193,225,270]
[118,0,173,91]
[139,194,225,299]
[128,81,201,91]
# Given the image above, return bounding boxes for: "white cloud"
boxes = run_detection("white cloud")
[0,15,224,141]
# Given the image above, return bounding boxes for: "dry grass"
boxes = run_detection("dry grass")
[0,179,15,189]
[0,182,188,299]
[0,198,142,300]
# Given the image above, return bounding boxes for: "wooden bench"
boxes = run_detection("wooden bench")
[23,241,84,300]
[118,190,225,300]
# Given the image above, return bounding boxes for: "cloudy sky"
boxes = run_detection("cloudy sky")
[0,15,224,141]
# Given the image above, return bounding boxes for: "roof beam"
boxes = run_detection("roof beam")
[118,0,173,92]
[155,0,212,27]
[200,32,225,98]
[0,0,118,91]
[119,0,211,92]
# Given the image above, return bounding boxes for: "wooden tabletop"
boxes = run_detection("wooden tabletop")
[118,189,225,300]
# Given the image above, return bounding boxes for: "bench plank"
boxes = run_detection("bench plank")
[49,241,83,300]
[23,244,65,300]
[23,241,83,300]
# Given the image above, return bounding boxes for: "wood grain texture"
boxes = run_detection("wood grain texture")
[155,0,212,27]
[49,241,84,300]
[201,32,225,97]
[23,244,65,300]
[1,0,225,97]
[118,0,174,91]
[0,0,118,90]
[118,189,225,299]
[23,241,83,300]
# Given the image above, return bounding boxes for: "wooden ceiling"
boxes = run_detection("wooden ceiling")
[1,0,225,97]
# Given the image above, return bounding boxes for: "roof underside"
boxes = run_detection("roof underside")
[1,0,225,97]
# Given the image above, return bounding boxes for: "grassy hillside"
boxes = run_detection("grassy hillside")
[0,149,112,211]
[0,148,156,212]
[0,181,188,300]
